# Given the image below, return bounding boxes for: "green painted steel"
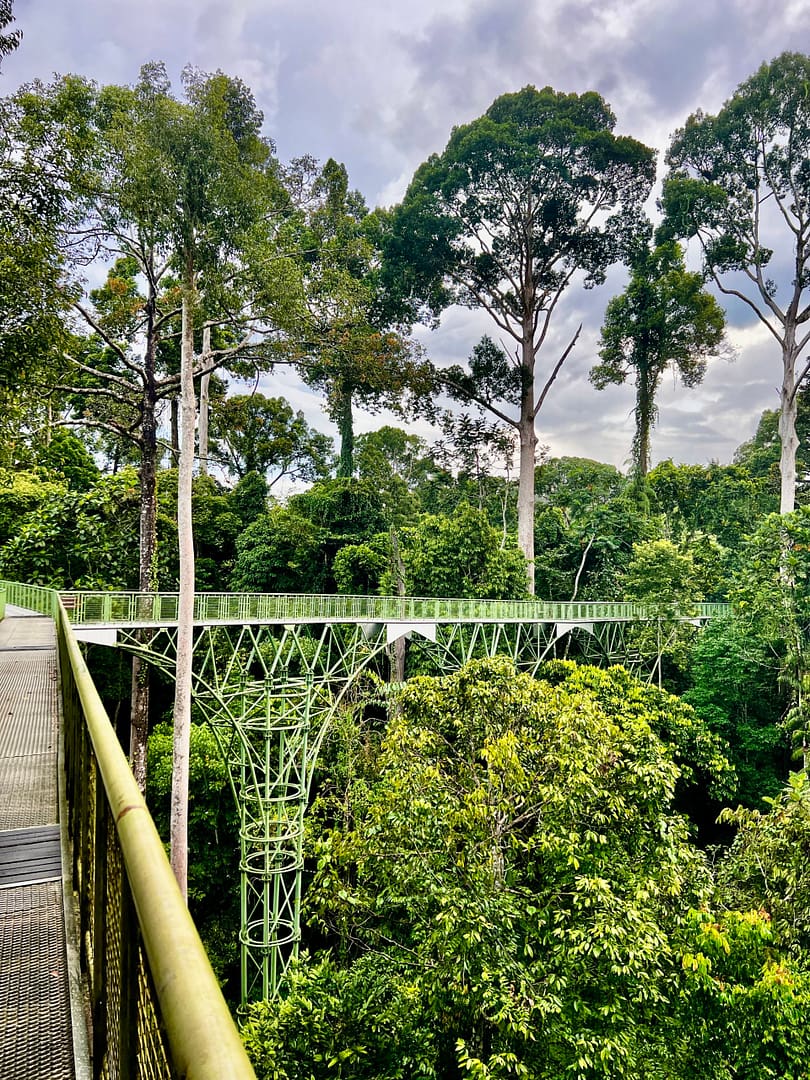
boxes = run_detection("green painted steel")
[53,588,731,627]
[113,621,377,1004]
[3,581,257,1078]
[1,580,58,617]
[0,580,733,1007]
[99,597,730,1005]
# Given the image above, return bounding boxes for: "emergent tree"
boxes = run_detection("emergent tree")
[381,85,656,591]
[661,52,810,513]
[287,157,431,477]
[590,235,726,480]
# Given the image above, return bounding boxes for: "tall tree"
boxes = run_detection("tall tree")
[381,85,656,591]
[590,236,726,480]
[142,66,283,898]
[11,67,287,796]
[661,52,810,514]
[0,70,77,454]
[287,157,432,476]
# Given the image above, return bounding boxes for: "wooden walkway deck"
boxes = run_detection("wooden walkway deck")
[0,607,86,1080]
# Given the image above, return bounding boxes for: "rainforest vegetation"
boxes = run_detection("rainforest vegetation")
[3,11,810,1073]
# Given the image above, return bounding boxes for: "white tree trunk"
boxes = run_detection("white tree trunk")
[198,323,211,476]
[517,419,537,595]
[779,339,800,515]
[517,333,537,595]
[170,274,197,901]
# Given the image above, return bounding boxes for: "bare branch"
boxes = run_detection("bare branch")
[60,415,143,448]
[533,324,581,418]
[72,303,148,380]
[62,353,142,395]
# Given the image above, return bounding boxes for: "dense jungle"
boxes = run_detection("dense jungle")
[3,6,810,1072]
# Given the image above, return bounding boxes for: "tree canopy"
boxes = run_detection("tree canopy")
[591,236,726,480]
[382,84,656,591]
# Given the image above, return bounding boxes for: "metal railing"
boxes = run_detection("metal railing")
[0,579,59,616]
[20,587,258,1079]
[50,587,732,628]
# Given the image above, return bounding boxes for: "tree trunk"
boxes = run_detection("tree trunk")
[517,333,537,595]
[170,262,197,901]
[130,294,160,792]
[335,381,355,478]
[198,323,211,476]
[170,397,180,466]
[779,336,800,515]
[389,529,407,682]
[635,360,653,479]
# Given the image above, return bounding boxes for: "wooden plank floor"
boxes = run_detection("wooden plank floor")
[0,608,76,1080]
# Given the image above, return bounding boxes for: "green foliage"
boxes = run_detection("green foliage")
[0,468,139,588]
[242,661,810,1079]
[718,771,810,958]
[385,503,528,599]
[229,470,269,528]
[535,660,736,803]
[672,906,810,1080]
[0,74,76,428]
[684,615,786,805]
[231,505,327,593]
[147,720,240,984]
[0,468,65,547]
[732,508,810,763]
[648,459,776,549]
[154,470,245,590]
[289,478,387,545]
[35,429,100,491]
[210,392,333,484]
[534,459,655,599]
[355,425,432,525]
[622,538,704,687]
[331,502,528,599]
[242,954,437,1080]
[333,536,390,595]
[190,475,244,590]
[230,479,389,593]
[624,539,701,610]
[298,658,712,1078]
[536,457,627,520]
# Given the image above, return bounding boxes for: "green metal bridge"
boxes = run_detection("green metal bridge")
[0,580,730,1074]
[56,589,729,1002]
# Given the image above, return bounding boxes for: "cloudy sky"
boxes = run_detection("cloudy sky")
[4,0,810,471]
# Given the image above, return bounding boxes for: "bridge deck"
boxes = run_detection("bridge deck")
[0,608,80,1080]
[56,589,731,632]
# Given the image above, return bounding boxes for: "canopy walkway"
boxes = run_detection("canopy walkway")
[0,588,256,1080]
[55,588,729,632]
[0,581,730,1012]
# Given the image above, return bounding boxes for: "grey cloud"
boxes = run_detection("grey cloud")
[3,0,808,470]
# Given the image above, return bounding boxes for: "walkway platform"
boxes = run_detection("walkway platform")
[0,607,77,1080]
